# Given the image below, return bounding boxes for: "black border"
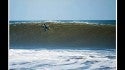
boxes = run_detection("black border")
[117,0,125,69]
[0,0,8,69]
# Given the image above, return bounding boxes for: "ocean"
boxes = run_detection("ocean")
[9,20,116,70]
[9,20,116,25]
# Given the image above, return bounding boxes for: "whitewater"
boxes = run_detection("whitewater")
[9,49,116,70]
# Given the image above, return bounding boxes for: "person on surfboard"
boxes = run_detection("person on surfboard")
[42,24,49,31]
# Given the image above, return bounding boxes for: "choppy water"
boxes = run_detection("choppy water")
[9,49,116,70]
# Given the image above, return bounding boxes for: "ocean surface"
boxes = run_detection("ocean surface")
[9,20,116,25]
[9,20,116,70]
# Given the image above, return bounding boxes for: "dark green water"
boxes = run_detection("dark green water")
[9,22,116,49]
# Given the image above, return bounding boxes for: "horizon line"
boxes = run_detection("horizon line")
[9,19,116,21]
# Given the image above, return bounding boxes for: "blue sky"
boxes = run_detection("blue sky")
[10,0,116,20]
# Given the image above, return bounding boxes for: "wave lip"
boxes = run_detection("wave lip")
[9,49,116,70]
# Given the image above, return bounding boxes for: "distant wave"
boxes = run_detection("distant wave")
[9,20,116,25]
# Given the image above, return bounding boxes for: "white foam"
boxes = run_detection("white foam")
[9,49,116,70]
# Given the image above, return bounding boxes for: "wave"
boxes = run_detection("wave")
[10,23,116,49]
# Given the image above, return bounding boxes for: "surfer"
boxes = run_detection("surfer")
[42,24,49,31]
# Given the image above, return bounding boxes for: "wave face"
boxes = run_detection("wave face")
[9,49,116,70]
[10,22,116,49]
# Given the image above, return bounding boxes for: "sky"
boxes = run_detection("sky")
[9,0,116,20]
